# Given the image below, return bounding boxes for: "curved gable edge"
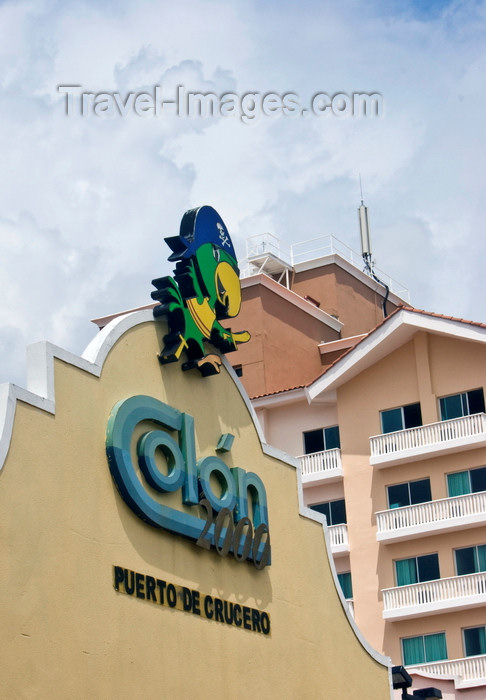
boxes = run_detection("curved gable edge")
[0,310,154,472]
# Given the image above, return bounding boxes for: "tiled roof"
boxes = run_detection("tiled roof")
[398,305,486,329]
[250,384,307,401]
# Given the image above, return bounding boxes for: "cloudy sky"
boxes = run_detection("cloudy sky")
[0,0,485,385]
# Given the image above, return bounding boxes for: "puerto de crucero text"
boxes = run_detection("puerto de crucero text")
[113,566,271,635]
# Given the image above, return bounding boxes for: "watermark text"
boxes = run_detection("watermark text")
[57,85,383,123]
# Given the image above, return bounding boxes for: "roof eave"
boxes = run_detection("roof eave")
[307,308,486,401]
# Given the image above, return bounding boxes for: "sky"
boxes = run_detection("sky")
[0,0,485,386]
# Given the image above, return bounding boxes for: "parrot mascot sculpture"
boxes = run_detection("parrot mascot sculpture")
[151,206,250,377]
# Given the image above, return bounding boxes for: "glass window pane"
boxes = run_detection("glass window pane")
[470,466,486,493]
[337,572,353,599]
[424,633,447,662]
[330,499,346,525]
[381,408,403,433]
[440,394,463,420]
[403,403,423,428]
[455,547,476,575]
[464,627,486,656]
[396,558,418,586]
[324,425,340,450]
[478,545,486,572]
[310,502,330,522]
[447,471,471,497]
[467,389,485,415]
[410,479,431,504]
[388,483,411,509]
[402,636,425,665]
[304,429,324,454]
[417,553,440,582]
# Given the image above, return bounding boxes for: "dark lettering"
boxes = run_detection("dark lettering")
[112,566,270,636]
[182,587,192,611]
[113,566,124,591]
[233,603,242,626]
[135,573,145,599]
[214,597,224,622]
[204,595,214,619]
[243,606,251,630]
[156,579,167,605]
[192,590,201,616]
[167,583,177,608]
[223,600,234,624]
[145,576,156,602]
[124,569,135,595]
[261,612,271,635]
[251,608,261,632]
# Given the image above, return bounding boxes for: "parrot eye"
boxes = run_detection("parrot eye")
[212,245,221,262]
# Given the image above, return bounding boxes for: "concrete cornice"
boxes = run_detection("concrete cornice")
[293,253,408,307]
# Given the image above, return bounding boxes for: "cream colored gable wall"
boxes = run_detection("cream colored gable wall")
[0,315,391,700]
[428,333,486,406]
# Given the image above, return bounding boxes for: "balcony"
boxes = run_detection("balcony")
[299,448,343,485]
[376,491,486,543]
[328,523,349,556]
[407,655,486,690]
[382,572,486,620]
[370,413,486,468]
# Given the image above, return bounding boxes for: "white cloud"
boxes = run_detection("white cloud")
[0,0,485,384]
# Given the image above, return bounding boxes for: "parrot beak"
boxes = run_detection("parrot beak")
[214,262,242,318]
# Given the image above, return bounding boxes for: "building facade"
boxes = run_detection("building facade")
[228,238,486,697]
[0,310,394,699]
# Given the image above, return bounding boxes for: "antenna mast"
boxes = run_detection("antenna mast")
[357,176,390,317]
[358,176,372,275]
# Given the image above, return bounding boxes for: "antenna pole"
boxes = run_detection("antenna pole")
[357,187,390,317]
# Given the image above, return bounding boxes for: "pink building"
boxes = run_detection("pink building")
[229,235,486,698]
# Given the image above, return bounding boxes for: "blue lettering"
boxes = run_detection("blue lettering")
[105,395,270,560]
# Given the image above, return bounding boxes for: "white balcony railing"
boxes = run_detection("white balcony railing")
[328,523,349,556]
[376,491,486,542]
[299,448,342,485]
[382,572,486,620]
[370,413,486,467]
[407,654,486,689]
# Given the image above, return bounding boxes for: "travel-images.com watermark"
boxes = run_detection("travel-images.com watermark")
[57,85,383,123]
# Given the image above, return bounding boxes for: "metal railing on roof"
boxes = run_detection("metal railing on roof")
[241,232,410,301]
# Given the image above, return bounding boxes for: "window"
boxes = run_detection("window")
[439,388,485,421]
[387,478,431,509]
[310,499,347,525]
[233,364,243,377]
[447,466,486,497]
[337,572,353,600]
[395,553,440,586]
[464,627,486,657]
[381,403,422,434]
[303,426,340,454]
[455,545,486,575]
[402,632,447,666]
